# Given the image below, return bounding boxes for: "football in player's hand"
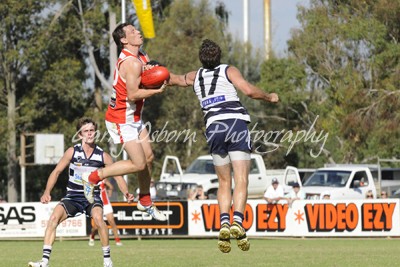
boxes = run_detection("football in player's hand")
[141,66,170,89]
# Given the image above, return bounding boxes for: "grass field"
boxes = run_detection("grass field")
[1,238,400,267]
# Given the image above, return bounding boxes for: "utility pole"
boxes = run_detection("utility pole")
[264,0,272,60]
[243,0,249,77]
[244,0,249,45]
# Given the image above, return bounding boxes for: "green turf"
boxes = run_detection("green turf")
[1,238,400,267]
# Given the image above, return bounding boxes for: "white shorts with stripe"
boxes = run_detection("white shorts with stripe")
[103,203,113,215]
[105,120,145,144]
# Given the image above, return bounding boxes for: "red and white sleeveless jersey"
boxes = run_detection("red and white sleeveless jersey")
[105,48,149,123]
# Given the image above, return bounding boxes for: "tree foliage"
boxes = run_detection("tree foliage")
[286,0,400,164]
[1,0,56,201]
[0,0,114,201]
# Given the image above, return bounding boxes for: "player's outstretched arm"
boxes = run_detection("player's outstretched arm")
[168,71,196,87]
[41,147,74,204]
[227,66,279,103]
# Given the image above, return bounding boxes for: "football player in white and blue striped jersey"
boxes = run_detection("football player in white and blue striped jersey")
[29,118,134,267]
[169,39,279,253]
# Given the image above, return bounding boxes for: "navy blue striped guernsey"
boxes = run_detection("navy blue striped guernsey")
[67,144,104,194]
[193,64,251,128]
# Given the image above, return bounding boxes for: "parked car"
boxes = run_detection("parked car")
[288,166,378,199]
[156,154,311,199]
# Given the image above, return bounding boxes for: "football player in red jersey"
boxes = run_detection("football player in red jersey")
[82,23,167,221]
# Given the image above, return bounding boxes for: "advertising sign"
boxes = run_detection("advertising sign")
[188,199,400,237]
[2,199,398,238]
[0,202,86,238]
[111,202,188,236]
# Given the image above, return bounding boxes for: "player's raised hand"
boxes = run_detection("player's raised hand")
[267,93,279,103]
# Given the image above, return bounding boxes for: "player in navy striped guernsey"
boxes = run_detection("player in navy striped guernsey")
[29,118,134,267]
[169,39,279,253]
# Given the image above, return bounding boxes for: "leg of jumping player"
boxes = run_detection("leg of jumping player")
[132,128,166,221]
[229,152,251,252]
[214,154,232,253]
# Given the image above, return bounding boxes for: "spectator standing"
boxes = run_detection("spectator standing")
[263,178,284,204]
[286,182,305,205]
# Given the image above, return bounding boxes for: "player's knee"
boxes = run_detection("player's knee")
[47,214,60,229]
[130,158,147,171]
[235,177,249,187]
[92,216,104,228]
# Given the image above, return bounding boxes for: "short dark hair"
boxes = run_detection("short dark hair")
[112,22,131,49]
[199,39,221,69]
[76,117,97,133]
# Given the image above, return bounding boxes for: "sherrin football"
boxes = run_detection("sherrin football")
[141,65,170,89]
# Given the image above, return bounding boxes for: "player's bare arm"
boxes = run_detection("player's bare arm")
[228,66,279,103]
[41,147,74,204]
[103,152,134,203]
[168,71,196,87]
[122,57,166,101]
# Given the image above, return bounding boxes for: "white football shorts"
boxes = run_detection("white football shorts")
[103,203,113,215]
[105,120,145,144]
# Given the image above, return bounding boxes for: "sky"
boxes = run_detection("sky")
[213,0,309,57]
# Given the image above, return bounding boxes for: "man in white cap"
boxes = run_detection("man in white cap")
[263,178,284,204]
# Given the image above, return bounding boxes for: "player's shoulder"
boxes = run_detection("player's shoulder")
[121,56,143,70]
[67,146,77,152]
[123,55,142,64]
[63,146,75,158]
[226,65,244,83]
[102,151,114,165]
[226,65,240,74]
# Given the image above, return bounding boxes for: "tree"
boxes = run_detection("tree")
[0,0,118,202]
[0,0,55,202]
[286,0,400,164]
